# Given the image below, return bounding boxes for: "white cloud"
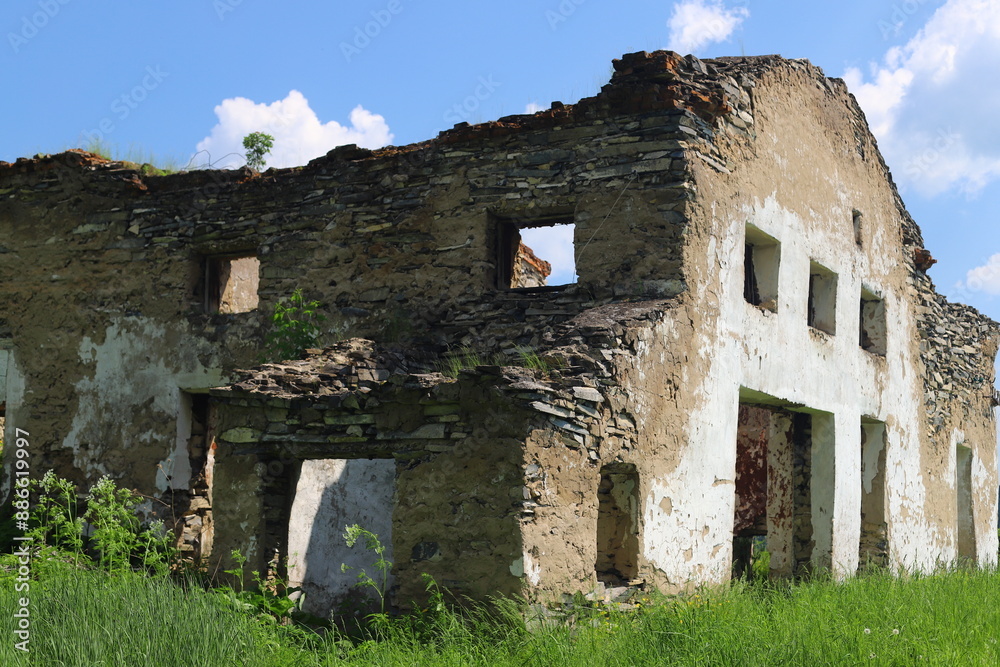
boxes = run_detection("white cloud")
[193,90,393,169]
[962,253,1000,295]
[843,0,1000,196]
[525,101,545,114]
[667,0,748,55]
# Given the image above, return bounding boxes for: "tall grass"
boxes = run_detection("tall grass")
[82,138,185,174]
[0,563,320,666]
[3,564,999,665]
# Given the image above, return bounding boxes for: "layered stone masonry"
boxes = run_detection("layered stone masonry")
[0,50,767,357]
[912,271,1000,435]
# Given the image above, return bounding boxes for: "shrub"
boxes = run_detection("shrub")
[264,289,326,361]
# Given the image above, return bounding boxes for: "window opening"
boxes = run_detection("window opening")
[852,209,863,247]
[200,254,260,313]
[744,224,780,312]
[956,445,975,560]
[859,288,887,355]
[807,262,837,335]
[496,216,575,289]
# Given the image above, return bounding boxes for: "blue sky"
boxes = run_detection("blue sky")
[1,0,998,329]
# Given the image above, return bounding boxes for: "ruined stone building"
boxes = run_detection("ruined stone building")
[2,51,999,616]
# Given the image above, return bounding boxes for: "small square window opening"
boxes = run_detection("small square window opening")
[201,254,260,314]
[744,224,780,312]
[859,287,887,355]
[807,262,837,335]
[497,217,576,289]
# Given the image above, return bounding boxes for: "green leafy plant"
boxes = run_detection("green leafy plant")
[751,547,771,582]
[26,471,85,563]
[242,131,274,171]
[217,550,302,623]
[341,524,392,616]
[85,476,173,574]
[23,472,175,575]
[264,289,326,361]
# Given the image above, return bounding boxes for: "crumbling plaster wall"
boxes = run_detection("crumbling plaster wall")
[0,67,701,509]
[912,277,1000,565]
[0,161,262,507]
[1,49,996,605]
[646,54,999,583]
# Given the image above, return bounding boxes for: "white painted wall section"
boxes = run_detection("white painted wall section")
[287,458,396,618]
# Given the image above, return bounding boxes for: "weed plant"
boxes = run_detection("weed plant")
[24,471,173,575]
[439,345,565,377]
[82,138,184,174]
[264,289,326,361]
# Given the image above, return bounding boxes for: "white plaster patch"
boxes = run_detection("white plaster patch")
[523,551,542,586]
[64,318,225,481]
[286,458,395,618]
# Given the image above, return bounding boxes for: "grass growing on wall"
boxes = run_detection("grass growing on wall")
[3,564,1000,665]
[81,138,184,174]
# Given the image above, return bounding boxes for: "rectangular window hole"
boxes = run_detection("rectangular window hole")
[807,262,837,335]
[596,464,639,585]
[496,216,576,289]
[744,224,780,312]
[859,287,886,355]
[199,254,260,313]
[852,209,863,247]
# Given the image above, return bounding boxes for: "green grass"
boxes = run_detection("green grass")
[439,345,565,378]
[80,138,185,174]
[2,564,1000,665]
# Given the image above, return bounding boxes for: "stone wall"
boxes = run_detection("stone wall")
[0,52,723,509]
[911,270,999,563]
[1,49,998,609]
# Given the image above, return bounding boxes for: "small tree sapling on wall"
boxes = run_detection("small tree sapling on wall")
[264,289,326,361]
[242,131,274,171]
